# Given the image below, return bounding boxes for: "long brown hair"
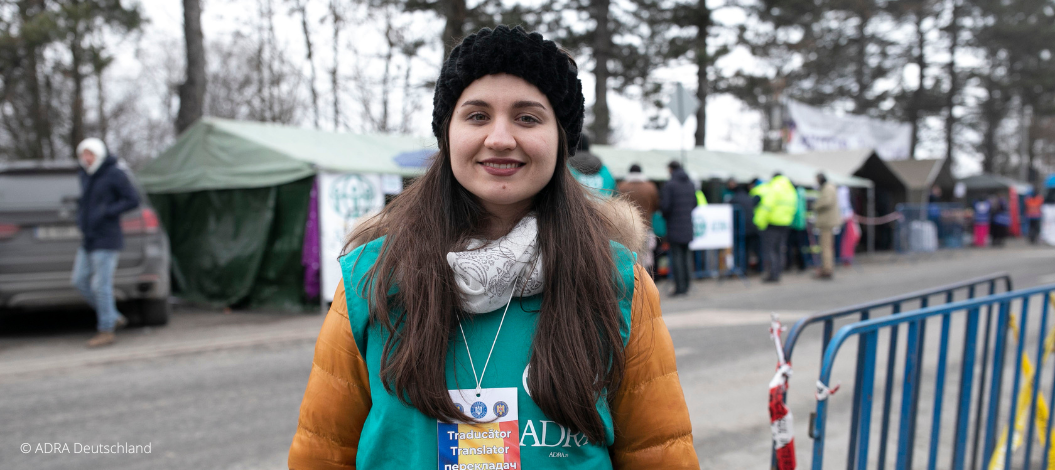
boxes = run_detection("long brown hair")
[345,116,626,444]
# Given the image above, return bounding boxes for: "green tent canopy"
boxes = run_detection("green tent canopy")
[138,117,437,193]
[138,118,435,311]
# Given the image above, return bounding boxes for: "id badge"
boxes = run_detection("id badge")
[438,387,520,469]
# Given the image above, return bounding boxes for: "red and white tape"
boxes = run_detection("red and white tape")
[769,315,797,470]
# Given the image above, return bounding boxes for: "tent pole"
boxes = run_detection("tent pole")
[868,186,876,256]
[318,174,327,316]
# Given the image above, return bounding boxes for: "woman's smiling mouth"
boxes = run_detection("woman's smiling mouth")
[480,159,526,176]
[482,162,523,169]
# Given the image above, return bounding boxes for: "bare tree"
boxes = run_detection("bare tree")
[590,0,611,144]
[944,0,961,163]
[329,0,345,130]
[288,0,321,128]
[176,0,206,134]
[353,7,426,133]
[205,32,304,125]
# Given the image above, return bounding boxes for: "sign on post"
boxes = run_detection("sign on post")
[668,82,699,126]
[667,82,699,164]
[318,172,386,302]
[689,204,733,250]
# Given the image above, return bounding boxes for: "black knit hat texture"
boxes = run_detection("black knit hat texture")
[432,25,585,155]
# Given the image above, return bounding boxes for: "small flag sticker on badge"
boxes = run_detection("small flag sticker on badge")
[438,388,520,470]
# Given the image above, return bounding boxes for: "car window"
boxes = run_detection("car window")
[0,174,81,210]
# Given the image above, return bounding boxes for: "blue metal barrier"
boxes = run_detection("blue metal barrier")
[810,284,1055,470]
[784,272,1014,362]
[774,273,1013,467]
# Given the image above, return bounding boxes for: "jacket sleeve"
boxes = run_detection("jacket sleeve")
[610,265,699,469]
[814,185,836,213]
[289,280,372,470]
[105,168,141,217]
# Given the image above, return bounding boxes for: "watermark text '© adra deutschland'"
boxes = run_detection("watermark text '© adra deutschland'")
[21,442,151,454]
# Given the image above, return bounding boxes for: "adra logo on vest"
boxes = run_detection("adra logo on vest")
[520,364,596,450]
[519,420,591,448]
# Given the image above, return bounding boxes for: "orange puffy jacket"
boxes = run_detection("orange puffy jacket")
[288,264,699,469]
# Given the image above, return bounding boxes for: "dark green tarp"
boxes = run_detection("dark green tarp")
[149,177,312,310]
[136,118,438,311]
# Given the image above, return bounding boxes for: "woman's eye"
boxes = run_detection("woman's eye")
[518,115,541,124]
[467,112,488,122]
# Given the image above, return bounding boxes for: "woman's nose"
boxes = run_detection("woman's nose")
[484,119,516,151]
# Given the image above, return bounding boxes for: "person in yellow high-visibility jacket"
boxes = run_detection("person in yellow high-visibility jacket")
[753,173,798,282]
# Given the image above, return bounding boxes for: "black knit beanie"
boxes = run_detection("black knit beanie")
[432,25,585,155]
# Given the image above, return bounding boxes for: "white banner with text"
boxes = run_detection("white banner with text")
[318,172,386,302]
[690,204,734,250]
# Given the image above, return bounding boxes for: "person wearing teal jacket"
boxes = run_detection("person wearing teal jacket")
[288,25,699,470]
[568,135,617,197]
[753,173,798,282]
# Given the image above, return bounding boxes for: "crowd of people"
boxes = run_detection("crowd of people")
[932,186,1049,249]
[596,160,847,295]
[607,163,1052,295]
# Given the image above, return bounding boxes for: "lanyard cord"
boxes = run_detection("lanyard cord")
[458,274,519,397]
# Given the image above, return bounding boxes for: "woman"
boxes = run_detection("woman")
[288,26,698,469]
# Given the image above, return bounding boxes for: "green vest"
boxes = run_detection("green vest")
[340,237,636,469]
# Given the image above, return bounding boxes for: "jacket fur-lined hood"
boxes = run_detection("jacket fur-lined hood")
[594,195,648,261]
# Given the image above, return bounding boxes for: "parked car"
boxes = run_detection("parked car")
[0,160,170,325]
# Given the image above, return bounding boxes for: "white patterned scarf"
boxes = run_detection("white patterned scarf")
[446,215,544,313]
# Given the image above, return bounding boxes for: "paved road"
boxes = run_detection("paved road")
[1,241,1053,469]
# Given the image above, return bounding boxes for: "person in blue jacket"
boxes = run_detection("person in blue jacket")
[72,138,140,347]
[660,161,698,296]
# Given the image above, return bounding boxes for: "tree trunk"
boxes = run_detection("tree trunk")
[591,0,611,145]
[96,66,108,141]
[264,0,278,122]
[1021,100,1035,183]
[330,0,342,130]
[296,0,320,128]
[176,0,206,134]
[693,3,709,148]
[70,29,85,156]
[255,1,268,121]
[442,0,467,60]
[944,0,959,163]
[27,64,48,159]
[43,70,56,158]
[19,0,48,160]
[908,11,925,160]
[853,12,871,113]
[981,80,1000,174]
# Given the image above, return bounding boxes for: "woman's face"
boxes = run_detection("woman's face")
[449,74,559,220]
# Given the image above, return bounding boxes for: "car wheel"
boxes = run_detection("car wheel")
[139,298,169,326]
